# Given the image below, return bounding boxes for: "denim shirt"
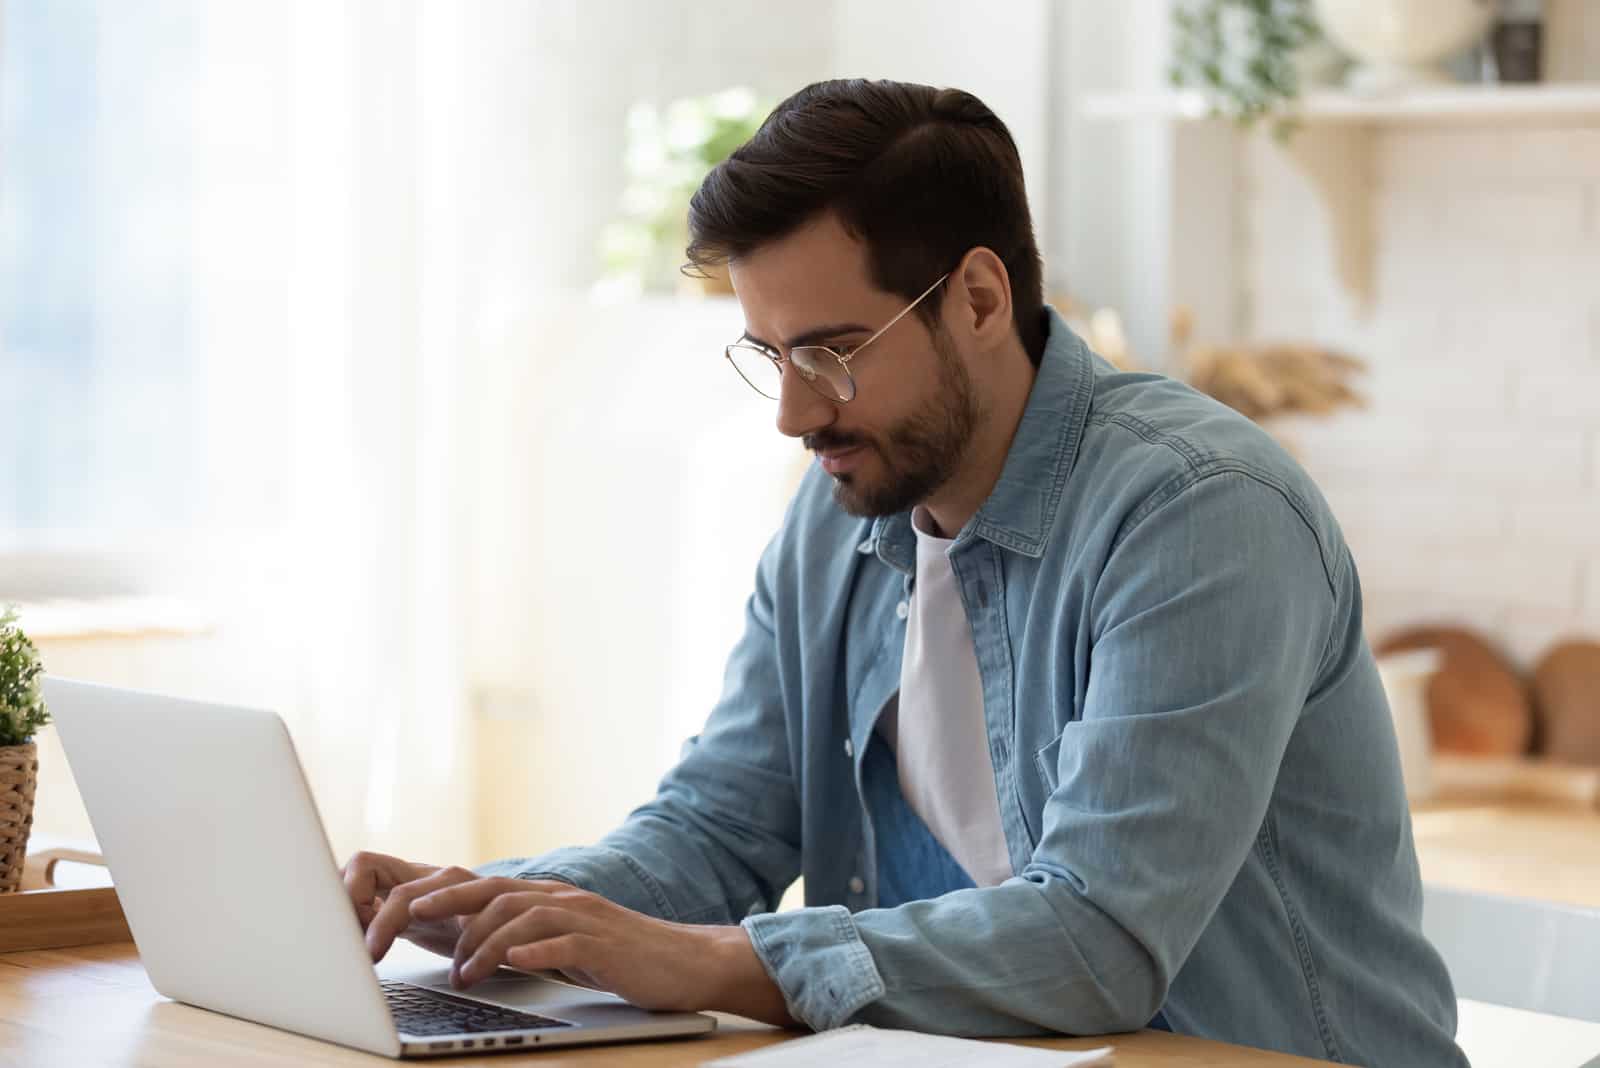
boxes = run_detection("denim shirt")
[482,308,1466,1066]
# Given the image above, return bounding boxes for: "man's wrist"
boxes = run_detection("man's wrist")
[695,923,797,1027]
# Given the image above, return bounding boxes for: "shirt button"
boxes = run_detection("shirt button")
[848,876,866,894]
[895,600,909,620]
[843,738,854,758]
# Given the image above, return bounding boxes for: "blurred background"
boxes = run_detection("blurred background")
[3,0,1599,903]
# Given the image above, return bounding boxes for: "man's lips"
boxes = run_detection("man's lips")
[817,445,866,475]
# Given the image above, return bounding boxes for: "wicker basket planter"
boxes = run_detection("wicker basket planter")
[0,743,38,893]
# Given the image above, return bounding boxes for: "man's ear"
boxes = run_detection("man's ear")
[948,246,1013,351]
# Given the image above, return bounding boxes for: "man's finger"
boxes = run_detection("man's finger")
[451,895,569,984]
[366,866,476,961]
[342,852,386,918]
[344,851,435,928]
[458,908,591,988]
[410,876,546,922]
[411,881,580,981]
[504,934,601,986]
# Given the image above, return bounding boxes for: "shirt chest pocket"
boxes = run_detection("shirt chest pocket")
[1033,733,1064,793]
[1016,732,1066,846]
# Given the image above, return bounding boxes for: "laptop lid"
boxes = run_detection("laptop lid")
[45,678,403,1058]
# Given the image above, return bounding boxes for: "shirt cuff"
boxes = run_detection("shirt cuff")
[742,905,887,1031]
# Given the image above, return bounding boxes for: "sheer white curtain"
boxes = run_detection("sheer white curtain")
[2,0,477,862]
[279,0,471,862]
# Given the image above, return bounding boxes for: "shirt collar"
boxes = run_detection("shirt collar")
[862,306,1094,571]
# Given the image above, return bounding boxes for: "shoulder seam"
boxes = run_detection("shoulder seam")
[1086,409,1209,471]
[1111,465,1340,602]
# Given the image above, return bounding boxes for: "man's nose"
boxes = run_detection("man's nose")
[774,362,836,440]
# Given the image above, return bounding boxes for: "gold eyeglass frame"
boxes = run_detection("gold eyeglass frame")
[724,273,951,403]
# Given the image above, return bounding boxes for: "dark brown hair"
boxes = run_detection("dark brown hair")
[686,79,1046,365]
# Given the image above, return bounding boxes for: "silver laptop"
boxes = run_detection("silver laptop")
[44,677,717,1058]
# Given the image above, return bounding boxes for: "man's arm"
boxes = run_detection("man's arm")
[740,471,1340,1034]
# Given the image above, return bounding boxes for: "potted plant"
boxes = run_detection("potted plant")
[0,605,49,893]
[598,87,770,298]
[1170,0,1332,138]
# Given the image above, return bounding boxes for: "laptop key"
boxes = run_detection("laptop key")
[381,979,573,1035]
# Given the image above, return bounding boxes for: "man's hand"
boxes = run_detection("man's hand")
[409,877,797,1026]
[340,851,461,960]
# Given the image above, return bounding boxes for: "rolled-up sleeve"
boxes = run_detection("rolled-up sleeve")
[743,906,885,1029]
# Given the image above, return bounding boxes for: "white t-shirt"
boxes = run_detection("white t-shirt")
[879,508,1013,888]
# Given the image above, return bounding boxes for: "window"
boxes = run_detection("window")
[1,0,205,541]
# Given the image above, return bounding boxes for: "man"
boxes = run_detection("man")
[345,79,1466,1066]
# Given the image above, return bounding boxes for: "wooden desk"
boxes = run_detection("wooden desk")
[1413,799,1600,909]
[0,942,1334,1067]
[14,799,1586,1067]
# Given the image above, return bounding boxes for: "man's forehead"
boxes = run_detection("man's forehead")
[729,215,881,348]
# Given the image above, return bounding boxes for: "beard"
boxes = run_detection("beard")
[809,327,982,519]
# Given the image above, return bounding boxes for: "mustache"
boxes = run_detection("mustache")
[803,431,869,454]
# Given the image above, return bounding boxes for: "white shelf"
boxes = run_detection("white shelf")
[1083,84,1600,124]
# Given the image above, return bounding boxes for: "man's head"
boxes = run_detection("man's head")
[687,79,1045,524]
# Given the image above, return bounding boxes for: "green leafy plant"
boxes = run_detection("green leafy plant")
[0,606,49,747]
[1170,0,1324,139]
[599,87,771,295]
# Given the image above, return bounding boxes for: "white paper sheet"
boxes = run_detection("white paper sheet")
[703,1025,1114,1067]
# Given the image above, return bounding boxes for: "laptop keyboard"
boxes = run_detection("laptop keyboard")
[381,979,575,1036]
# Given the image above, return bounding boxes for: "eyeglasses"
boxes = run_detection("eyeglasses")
[724,273,950,404]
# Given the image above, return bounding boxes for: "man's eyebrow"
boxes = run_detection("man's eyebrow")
[741,322,873,351]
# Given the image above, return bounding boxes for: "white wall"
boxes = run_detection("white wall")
[1242,107,1600,665]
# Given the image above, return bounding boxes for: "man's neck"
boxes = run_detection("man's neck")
[920,339,1039,539]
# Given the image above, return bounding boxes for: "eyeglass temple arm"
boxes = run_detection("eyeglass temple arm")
[849,272,951,355]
